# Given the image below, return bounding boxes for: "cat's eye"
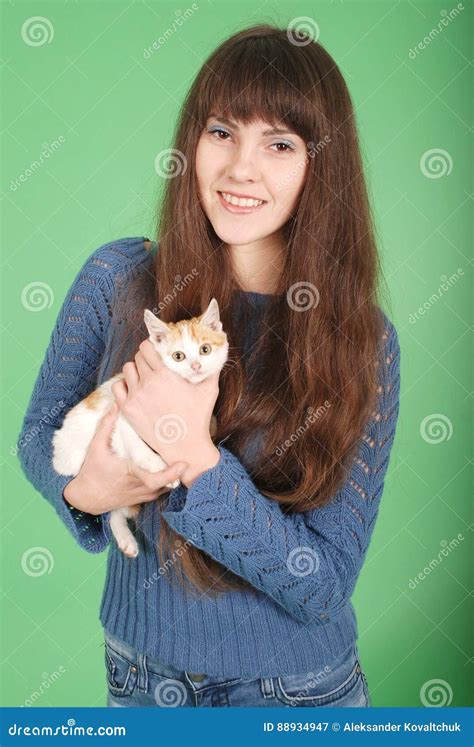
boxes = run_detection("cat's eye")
[172,351,186,361]
[200,344,212,355]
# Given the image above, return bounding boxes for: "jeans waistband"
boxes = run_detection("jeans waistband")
[103,627,359,688]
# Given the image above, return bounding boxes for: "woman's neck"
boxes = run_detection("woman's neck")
[228,233,285,294]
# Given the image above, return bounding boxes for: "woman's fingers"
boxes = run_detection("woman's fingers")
[112,378,128,406]
[126,483,168,499]
[95,403,119,451]
[134,349,152,378]
[138,338,164,371]
[130,461,188,496]
[122,361,139,388]
[134,485,172,502]
[121,343,160,384]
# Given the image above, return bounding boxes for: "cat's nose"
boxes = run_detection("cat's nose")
[191,361,202,372]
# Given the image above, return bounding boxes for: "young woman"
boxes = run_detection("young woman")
[18,24,400,708]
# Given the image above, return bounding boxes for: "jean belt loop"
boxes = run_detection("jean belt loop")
[136,652,148,693]
[260,677,275,698]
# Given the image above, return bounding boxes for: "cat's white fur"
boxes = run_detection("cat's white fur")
[53,298,228,558]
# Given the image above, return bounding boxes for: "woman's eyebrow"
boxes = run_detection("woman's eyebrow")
[209,114,295,137]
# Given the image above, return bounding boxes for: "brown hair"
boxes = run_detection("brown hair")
[106,23,391,596]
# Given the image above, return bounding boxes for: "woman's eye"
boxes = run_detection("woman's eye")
[172,351,186,361]
[200,344,212,355]
[271,142,295,153]
[207,127,230,140]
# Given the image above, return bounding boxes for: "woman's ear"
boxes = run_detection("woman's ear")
[143,309,170,343]
[199,298,222,332]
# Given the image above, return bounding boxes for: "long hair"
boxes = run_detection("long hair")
[105,23,391,596]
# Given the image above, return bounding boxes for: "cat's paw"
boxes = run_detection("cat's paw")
[118,539,139,558]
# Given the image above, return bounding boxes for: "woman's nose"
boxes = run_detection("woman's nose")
[226,148,259,181]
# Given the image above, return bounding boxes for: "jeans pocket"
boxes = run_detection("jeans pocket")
[104,638,138,698]
[273,659,361,707]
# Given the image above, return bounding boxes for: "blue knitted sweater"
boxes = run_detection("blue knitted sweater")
[17,236,401,678]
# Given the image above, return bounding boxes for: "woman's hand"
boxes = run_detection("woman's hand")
[63,403,189,515]
[112,339,221,488]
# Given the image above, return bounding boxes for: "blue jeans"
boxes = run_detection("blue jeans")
[103,629,372,707]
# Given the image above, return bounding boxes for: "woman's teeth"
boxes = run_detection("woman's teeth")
[220,191,265,207]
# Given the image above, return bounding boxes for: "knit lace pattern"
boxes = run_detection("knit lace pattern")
[16,236,401,677]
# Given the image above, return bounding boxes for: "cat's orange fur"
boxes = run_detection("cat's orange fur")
[84,388,105,410]
[155,318,225,348]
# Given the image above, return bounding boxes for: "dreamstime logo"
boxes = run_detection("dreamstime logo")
[21,282,54,311]
[151,269,199,314]
[287,16,320,45]
[287,282,320,311]
[420,679,453,707]
[420,148,453,178]
[307,137,332,160]
[154,149,187,178]
[275,402,331,457]
[21,547,54,577]
[23,667,66,706]
[420,414,453,443]
[275,136,331,191]
[12,400,65,456]
[408,534,464,590]
[154,414,187,444]
[10,137,66,192]
[143,4,199,59]
[144,535,198,589]
[408,268,464,323]
[408,3,464,59]
[287,665,332,707]
[21,16,54,46]
[154,679,188,706]
[287,547,320,577]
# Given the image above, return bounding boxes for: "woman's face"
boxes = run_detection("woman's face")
[196,115,309,246]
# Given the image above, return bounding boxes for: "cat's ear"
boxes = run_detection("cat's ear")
[199,298,222,332]
[143,309,170,343]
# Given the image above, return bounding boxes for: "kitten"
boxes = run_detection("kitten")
[52,298,229,558]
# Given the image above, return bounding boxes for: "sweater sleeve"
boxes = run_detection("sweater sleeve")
[15,238,148,553]
[162,317,401,625]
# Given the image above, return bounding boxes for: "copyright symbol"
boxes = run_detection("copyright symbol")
[332,722,340,731]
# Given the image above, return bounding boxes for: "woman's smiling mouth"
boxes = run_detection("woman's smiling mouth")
[217,190,268,214]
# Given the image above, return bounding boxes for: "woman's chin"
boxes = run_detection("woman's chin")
[209,221,271,247]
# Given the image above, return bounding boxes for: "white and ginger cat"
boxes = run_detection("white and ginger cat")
[53,298,229,558]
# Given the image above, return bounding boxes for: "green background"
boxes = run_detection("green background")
[1,0,471,708]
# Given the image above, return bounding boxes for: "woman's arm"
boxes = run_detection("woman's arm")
[162,318,401,625]
[15,238,149,553]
